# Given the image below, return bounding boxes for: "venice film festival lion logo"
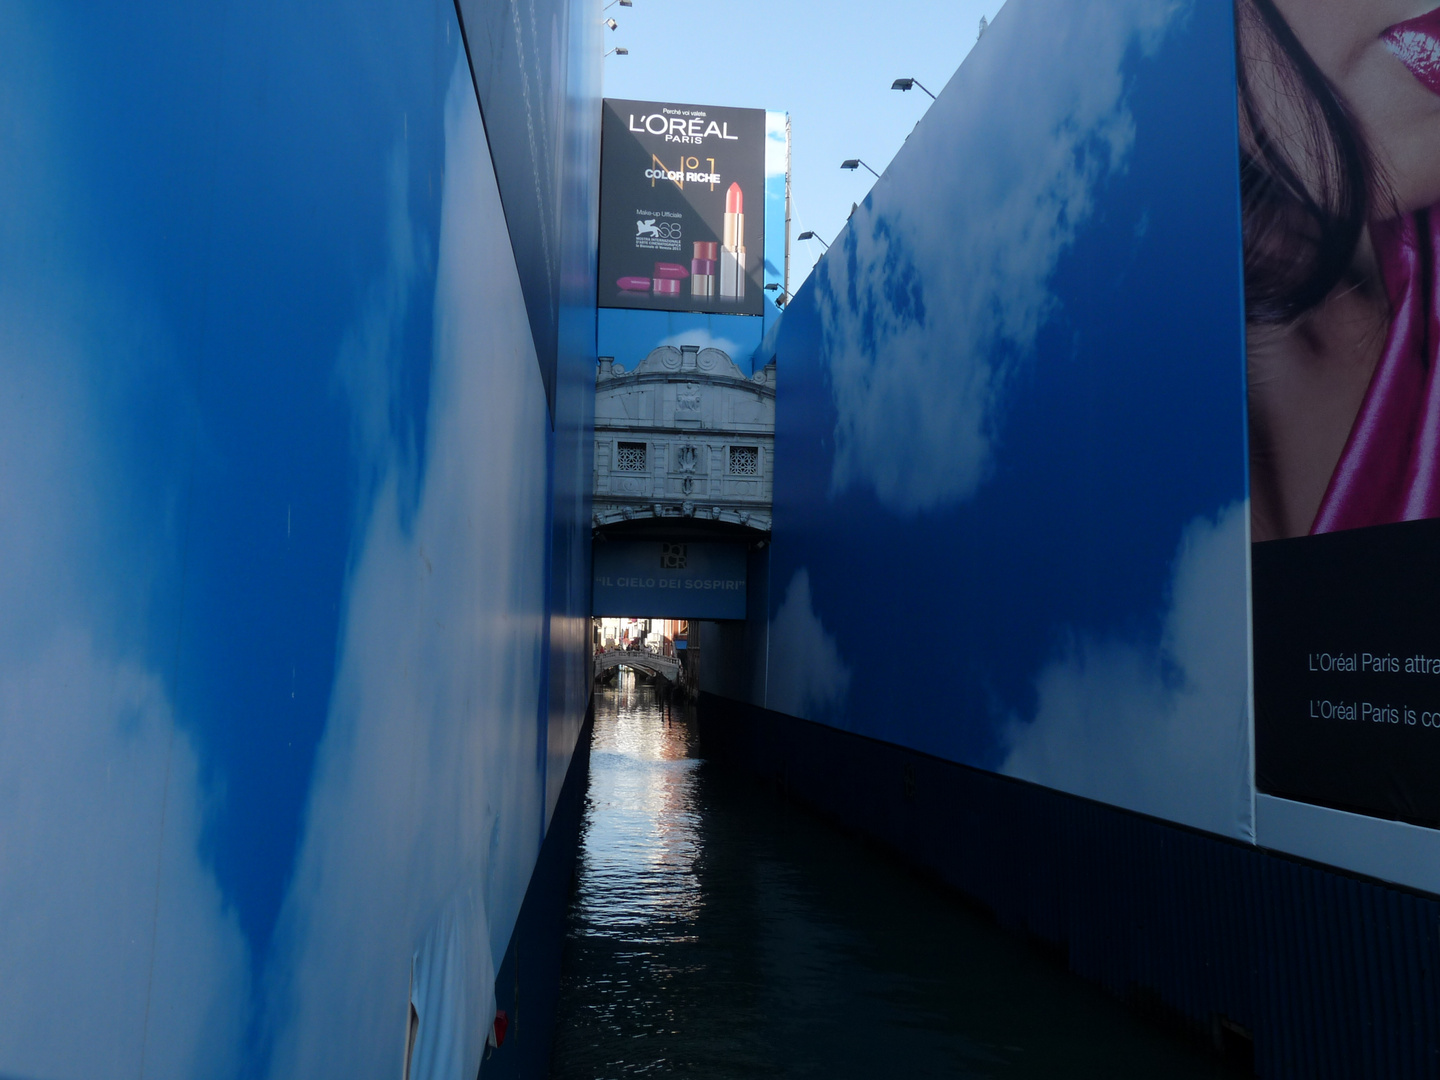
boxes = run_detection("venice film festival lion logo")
[636,218,681,239]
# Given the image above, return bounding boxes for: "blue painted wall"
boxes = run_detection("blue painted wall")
[538,0,603,829]
[765,0,1254,840]
[0,0,596,1076]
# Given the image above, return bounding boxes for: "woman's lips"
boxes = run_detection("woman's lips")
[1384,7,1440,96]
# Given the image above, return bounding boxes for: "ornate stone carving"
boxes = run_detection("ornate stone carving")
[675,386,701,413]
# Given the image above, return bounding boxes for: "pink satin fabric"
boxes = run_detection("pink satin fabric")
[1312,208,1440,534]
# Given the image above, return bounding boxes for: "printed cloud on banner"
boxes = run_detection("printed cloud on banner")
[0,301,248,1080]
[263,51,549,1080]
[653,327,747,360]
[0,631,251,1080]
[767,569,852,722]
[765,110,787,178]
[816,0,1185,513]
[1000,502,1253,841]
[0,16,249,1073]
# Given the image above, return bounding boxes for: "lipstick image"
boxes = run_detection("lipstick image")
[653,261,688,297]
[691,241,718,297]
[719,183,746,300]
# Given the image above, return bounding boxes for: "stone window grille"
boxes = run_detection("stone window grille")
[728,445,759,476]
[616,441,647,472]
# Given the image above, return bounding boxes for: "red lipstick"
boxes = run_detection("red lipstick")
[720,182,746,300]
[1384,8,1440,97]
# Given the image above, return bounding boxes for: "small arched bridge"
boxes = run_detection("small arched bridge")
[595,648,682,683]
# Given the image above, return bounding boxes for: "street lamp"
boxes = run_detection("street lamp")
[840,159,880,179]
[605,17,617,29]
[891,77,936,101]
[796,230,829,250]
[604,46,628,57]
[603,0,632,8]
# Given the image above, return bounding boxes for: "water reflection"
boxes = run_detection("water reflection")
[578,678,703,937]
[552,675,1237,1079]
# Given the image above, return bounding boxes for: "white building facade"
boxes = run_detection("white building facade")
[593,344,775,531]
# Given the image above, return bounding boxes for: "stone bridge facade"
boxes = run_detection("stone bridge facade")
[593,344,775,532]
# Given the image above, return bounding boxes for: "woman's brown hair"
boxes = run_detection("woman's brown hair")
[1236,0,1380,323]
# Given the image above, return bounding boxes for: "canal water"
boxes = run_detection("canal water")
[549,676,1236,1079]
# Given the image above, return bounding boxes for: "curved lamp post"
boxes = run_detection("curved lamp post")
[890,77,936,101]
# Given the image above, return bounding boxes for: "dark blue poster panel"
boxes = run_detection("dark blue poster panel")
[593,541,747,618]
[1255,523,1440,827]
[1243,0,1440,827]
[599,98,765,316]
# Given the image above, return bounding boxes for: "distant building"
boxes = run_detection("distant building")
[593,344,775,532]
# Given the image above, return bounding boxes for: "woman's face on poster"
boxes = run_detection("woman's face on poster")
[1272,0,1440,214]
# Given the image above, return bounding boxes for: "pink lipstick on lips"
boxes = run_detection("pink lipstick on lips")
[1384,7,1440,96]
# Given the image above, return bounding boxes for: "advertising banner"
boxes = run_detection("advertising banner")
[593,541,747,619]
[760,0,1253,840]
[1240,0,1440,827]
[599,98,765,316]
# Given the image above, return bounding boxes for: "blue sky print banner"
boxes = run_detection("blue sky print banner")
[764,110,789,303]
[766,0,1253,840]
[0,2,576,1077]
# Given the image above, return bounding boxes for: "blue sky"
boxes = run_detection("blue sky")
[601,0,1005,290]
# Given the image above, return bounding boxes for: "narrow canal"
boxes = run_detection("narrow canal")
[549,676,1237,1079]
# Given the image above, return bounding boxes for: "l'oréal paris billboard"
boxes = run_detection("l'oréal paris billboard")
[599,99,765,316]
[1243,0,1440,832]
